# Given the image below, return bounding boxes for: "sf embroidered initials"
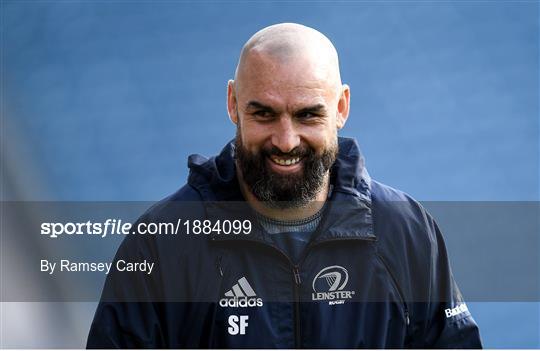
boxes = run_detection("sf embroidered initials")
[228,315,249,335]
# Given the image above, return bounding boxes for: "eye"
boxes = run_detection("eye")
[297,111,320,120]
[298,112,315,119]
[253,110,274,119]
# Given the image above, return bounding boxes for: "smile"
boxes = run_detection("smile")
[270,156,301,166]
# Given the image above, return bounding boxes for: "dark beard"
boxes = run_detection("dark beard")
[234,129,338,209]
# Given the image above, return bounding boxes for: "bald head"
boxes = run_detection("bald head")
[234,23,342,93]
[227,22,350,145]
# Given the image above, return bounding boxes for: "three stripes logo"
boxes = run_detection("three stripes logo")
[311,265,355,305]
[219,277,263,308]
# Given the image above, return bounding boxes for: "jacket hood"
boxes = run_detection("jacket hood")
[187,137,375,241]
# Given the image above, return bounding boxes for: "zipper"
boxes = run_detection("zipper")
[376,254,410,326]
[212,236,304,347]
[209,255,225,348]
[292,265,302,348]
[211,233,377,347]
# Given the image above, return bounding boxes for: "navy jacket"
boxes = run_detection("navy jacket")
[87,137,482,348]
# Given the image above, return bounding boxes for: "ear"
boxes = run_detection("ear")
[336,84,350,130]
[227,80,238,125]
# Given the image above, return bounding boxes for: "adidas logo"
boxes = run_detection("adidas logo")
[219,277,263,308]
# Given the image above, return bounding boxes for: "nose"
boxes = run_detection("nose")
[271,116,300,154]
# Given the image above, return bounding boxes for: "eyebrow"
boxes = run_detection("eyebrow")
[295,104,327,116]
[245,101,327,115]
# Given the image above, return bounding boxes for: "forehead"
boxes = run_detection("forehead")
[237,52,337,108]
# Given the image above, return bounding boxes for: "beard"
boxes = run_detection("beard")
[234,128,338,209]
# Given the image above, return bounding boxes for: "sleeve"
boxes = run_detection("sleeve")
[86,222,166,349]
[417,216,483,348]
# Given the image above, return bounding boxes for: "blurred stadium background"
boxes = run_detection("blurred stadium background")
[1,1,539,348]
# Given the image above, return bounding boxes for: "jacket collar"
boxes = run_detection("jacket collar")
[187,137,375,242]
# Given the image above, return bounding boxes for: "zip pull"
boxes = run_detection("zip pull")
[215,256,223,277]
[293,266,302,285]
[405,309,410,326]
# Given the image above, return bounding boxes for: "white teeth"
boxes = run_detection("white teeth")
[271,156,301,166]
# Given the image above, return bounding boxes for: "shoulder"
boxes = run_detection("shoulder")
[138,184,206,223]
[369,180,441,300]
[116,184,209,259]
[370,179,435,243]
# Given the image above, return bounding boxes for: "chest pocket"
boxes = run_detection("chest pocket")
[297,241,409,348]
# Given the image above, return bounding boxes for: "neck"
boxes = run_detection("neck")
[236,165,330,222]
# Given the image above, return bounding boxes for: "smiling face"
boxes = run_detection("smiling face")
[228,24,350,208]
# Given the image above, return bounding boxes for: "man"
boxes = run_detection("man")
[87,23,482,348]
